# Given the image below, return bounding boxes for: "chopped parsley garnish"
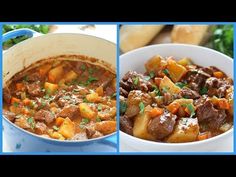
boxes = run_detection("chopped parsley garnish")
[133,77,139,85]
[97,104,102,111]
[13,102,19,107]
[200,87,208,95]
[149,71,155,78]
[162,86,169,93]
[111,93,117,98]
[23,75,29,82]
[153,87,161,96]
[96,117,102,122]
[86,76,98,85]
[120,101,127,114]
[53,125,59,131]
[144,76,151,81]
[88,68,94,74]
[83,98,89,103]
[62,96,71,100]
[27,117,35,129]
[139,102,145,114]
[44,94,50,99]
[80,64,86,71]
[80,118,90,128]
[163,69,170,76]
[175,82,187,88]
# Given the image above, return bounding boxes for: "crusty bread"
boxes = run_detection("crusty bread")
[120,25,164,53]
[171,25,209,45]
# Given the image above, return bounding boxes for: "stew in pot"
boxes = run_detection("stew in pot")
[3,55,117,140]
[120,55,233,143]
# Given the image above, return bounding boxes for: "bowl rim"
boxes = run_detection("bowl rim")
[120,43,234,146]
[2,32,117,144]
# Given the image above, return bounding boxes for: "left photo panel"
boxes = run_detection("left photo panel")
[2,24,118,153]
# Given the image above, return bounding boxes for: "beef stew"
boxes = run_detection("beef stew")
[120,55,233,143]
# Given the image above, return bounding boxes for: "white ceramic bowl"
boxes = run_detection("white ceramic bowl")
[119,44,234,152]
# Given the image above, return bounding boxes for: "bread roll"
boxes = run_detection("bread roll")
[171,25,209,45]
[120,25,164,53]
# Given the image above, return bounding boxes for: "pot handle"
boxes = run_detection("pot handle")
[2,28,41,43]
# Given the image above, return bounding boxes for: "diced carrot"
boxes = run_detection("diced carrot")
[23,98,31,106]
[96,86,104,96]
[218,98,230,109]
[16,83,25,91]
[148,107,164,118]
[197,132,212,141]
[22,108,30,115]
[178,106,186,117]
[55,117,65,126]
[11,97,21,104]
[213,71,224,78]
[167,102,180,114]
[154,77,162,87]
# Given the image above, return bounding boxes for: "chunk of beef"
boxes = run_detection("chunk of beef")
[34,110,55,124]
[189,67,212,92]
[3,110,16,122]
[163,92,173,105]
[120,71,153,96]
[120,87,129,97]
[57,105,79,120]
[120,115,133,135]
[26,82,43,97]
[27,72,43,82]
[35,122,47,135]
[196,100,227,130]
[147,111,177,140]
[196,100,218,122]
[179,87,200,99]
[125,90,152,118]
[85,127,103,139]
[205,77,231,98]
[3,87,12,104]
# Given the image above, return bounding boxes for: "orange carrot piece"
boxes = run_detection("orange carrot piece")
[55,117,65,126]
[213,71,224,78]
[198,132,212,141]
[16,83,25,91]
[11,97,21,104]
[218,98,230,109]
[154,77,162,87]
[167,102,180,114]
[96,86,104,96]
[23,98,31,106]
[148,107,164,118]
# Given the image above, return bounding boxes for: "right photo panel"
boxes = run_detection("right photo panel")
[119,24,234,152]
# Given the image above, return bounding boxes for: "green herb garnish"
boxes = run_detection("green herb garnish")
[200,87,208,95]
[120,101,127,114]
[80,118,90,127]
[13,102,19,107]
[88,68,94,74]
[96,117,102,122]
[23,75,29,82]
[62,96,70,100]
[83,98,89,103]
[53,125,59,131]
[162,86,169,93]
[133,77,139,85]
[111,93,117,98]
[163,69,170,76]
[175,82,188,88]
[144,76,151,81]
[27,117,35,129]
[86,76,98,85]
[149,71,155,78]
[183,104,195,118]
[139,102,145,114]
[81,64,86,71]
[97,104,102,111]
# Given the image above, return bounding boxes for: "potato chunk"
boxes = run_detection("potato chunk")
[145,55,167,73]
[95,121,116,135]
[159,76,181,95]
[64,70,78,82]
[167,58,187,82]
[79,103,97,120]
[48,65,64,83]
[166,118,199,143]
[44,82,58,95]
[58,118,75,139]
[133,106,156,141]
